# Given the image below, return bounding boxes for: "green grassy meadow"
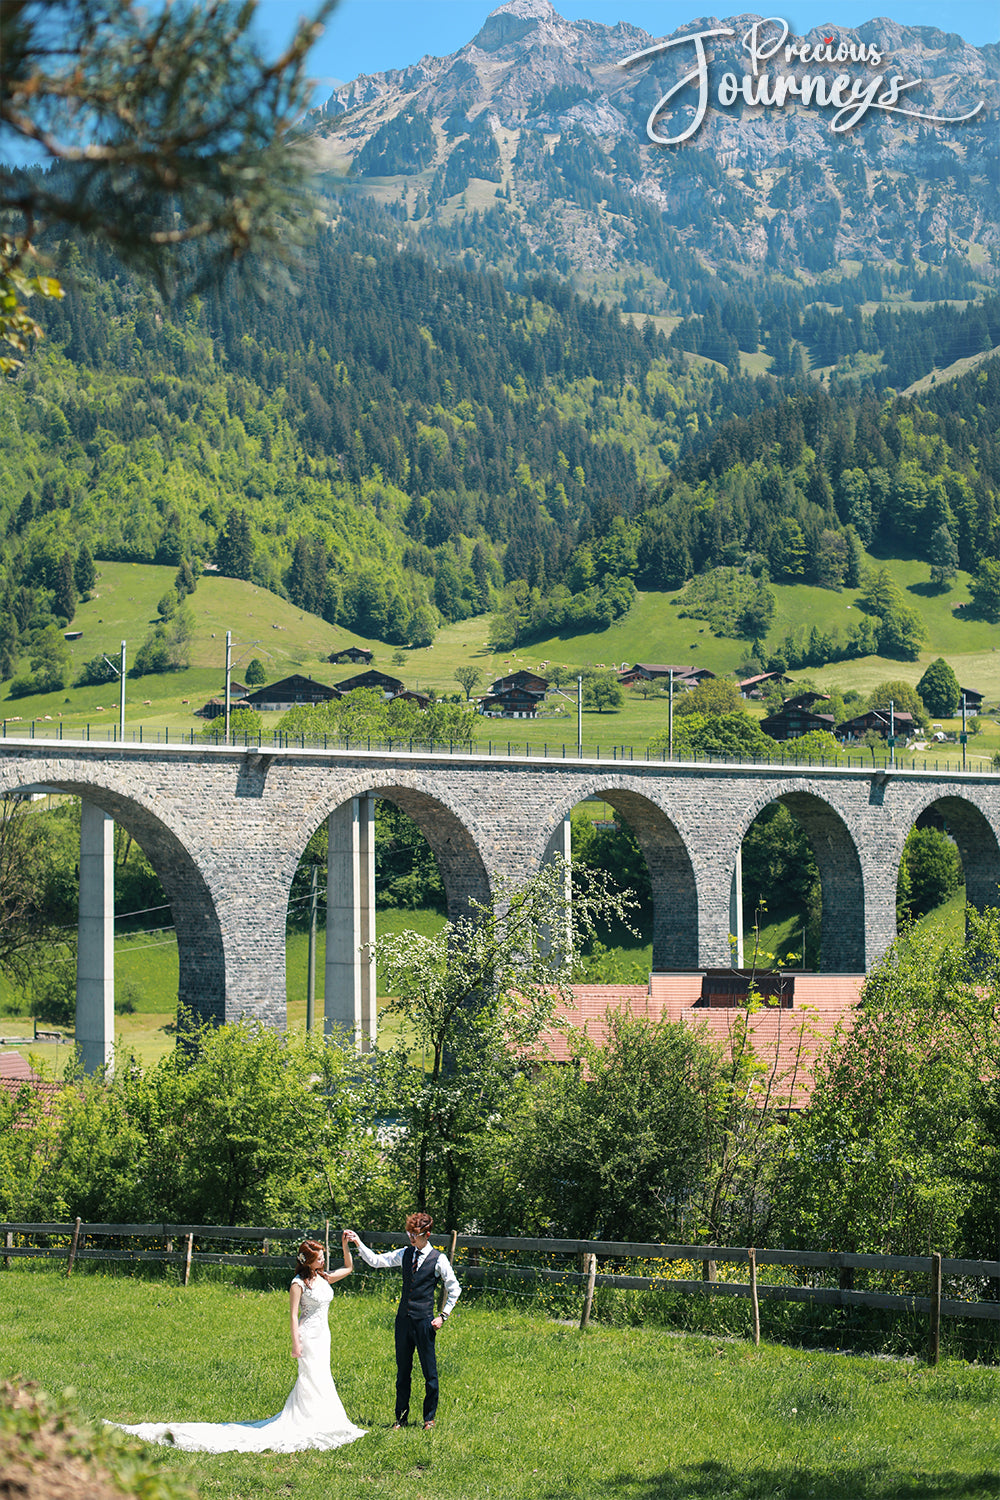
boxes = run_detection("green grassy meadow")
[2,556,998,761]
[0,910,450,1070]
[2,1267,998,1500]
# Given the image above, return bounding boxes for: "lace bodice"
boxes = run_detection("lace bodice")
[292,1275,332,1329]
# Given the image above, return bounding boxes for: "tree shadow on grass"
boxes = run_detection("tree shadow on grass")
[540,1462,1000,1500]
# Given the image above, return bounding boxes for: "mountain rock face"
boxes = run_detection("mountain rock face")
[312,2,998,301]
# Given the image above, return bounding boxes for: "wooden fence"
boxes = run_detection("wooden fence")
[3,1221,998,1365]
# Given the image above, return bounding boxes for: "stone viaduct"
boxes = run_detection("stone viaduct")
[2,737,999,1070]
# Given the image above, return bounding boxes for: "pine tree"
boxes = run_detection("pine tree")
[216,509,254,581]
[53,552,76,623]
[73,543,95,598]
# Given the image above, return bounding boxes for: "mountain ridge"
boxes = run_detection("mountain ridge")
[310,3,998,292]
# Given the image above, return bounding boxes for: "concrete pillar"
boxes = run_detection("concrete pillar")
[729,843,744,968]
[76,800,114,1074]
[538,815,572,967]
[325,796,376,1050]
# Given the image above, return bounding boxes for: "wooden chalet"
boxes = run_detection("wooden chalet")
[481,668,549,718]
[243,675,340,711]
[335,669,404,696]
[481,686,544,718]
[960,687,984,715]
[488,669,549,696]
[837,709,915,741]
[760,704,836,742]
[329,646,374,666]
[393,688,431,709]
[738,671,790,698]
[618,663,714,689]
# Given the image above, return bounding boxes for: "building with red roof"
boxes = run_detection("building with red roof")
[532,972,861,1109]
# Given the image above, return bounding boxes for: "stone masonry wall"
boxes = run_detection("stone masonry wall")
[1,742,998,1028]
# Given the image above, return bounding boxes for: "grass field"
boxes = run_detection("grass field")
[1,909,450,1070]
[2,1267,998,1500]
[2,557,998,758]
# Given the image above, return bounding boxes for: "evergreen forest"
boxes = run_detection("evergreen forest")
[0,200,998,691]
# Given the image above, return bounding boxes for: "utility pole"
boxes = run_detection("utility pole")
[118,640,126,740]
[102,642,127,739]
[961,692,967,771]
[224,630,232,743]
[668,668,674,759]
[306,864,318,1033]
[577,674,582,758]
[889,697,895,769]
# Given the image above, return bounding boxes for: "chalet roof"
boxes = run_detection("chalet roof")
[0,1052,63,1115]
[531,974,861,1109]
[739,672,789,689]
[782,692,830,710]
[489,670,548,694]
[330,647,374,664]
[335,670,404,693]
[244,675,339,706]
[960,686,984,702]
[627,663,712,678]
[482,687,541,703]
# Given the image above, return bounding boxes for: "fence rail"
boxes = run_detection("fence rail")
[0,725,995,779]
[4,1221,998,1362]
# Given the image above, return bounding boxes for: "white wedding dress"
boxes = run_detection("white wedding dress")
[112,1276,366,1453]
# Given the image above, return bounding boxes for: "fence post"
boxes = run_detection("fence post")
[66,1216,82,1276]
[183,1233,194,1286]
[928,1252,942,1366]
[580,1252,597,1330]
[326,1219,330,1264]
[440,1230,459,1316]
[4,1230,12,1269]
[748,1247,760,1347]
[702,1249,717,1284]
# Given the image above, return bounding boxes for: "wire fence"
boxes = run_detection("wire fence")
[0,722,997,777]
[4,1221,998,1364]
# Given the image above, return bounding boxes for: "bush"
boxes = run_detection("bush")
[0,1381,193,1500]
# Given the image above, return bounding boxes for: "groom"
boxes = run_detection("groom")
[345,1213,460,1430]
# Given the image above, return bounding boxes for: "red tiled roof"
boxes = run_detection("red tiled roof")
[533,975,861,1108]
[0,1052,64,1115]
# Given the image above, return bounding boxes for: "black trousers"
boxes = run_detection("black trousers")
[394,1312,438,1424]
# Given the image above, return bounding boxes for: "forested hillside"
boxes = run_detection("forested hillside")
[1,206,998,696]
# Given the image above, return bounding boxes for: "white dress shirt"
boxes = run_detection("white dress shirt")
[353,1239,461,1319]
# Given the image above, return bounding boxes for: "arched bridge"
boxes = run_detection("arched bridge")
[3,738,999,1069]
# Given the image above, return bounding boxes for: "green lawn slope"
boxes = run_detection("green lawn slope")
[2,1269,998,1500]
[2,554,997,757]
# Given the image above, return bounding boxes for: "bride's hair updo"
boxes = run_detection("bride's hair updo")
[295,1239,325,1282]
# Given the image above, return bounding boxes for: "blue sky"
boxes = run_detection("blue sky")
[253,0,999,101]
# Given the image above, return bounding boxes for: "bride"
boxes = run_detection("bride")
[113,1234,366,1453]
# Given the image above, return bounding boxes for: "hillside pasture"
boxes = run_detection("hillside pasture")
[2,558,997,751]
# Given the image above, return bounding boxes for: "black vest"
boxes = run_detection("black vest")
[400,1245,439,1320]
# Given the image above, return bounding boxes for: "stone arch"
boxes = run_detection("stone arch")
[543,781,699,970]
[899,791,1000,923]
[736,785,866,973]
[0,759,225,1023]
[284,771,493,922]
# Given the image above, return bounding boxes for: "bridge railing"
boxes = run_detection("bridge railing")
[0,721,994,777]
